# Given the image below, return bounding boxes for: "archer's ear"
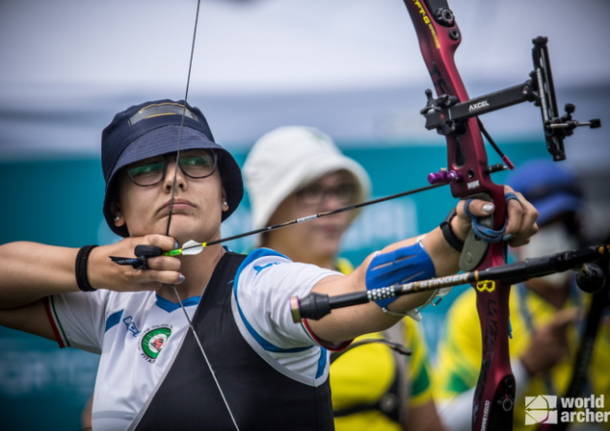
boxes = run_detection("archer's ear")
[221,188,229,212]
[113,214,125,228]
[111,203,125,227]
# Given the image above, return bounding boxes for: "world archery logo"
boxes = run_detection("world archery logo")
[525,394,609,426]
[525,395,558,425]
[140,326,172,363]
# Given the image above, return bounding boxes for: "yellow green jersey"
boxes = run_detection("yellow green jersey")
[330,258,435,431]
[435,285,610,431]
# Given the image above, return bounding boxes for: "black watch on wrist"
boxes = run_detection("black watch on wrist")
[439,210,464,252]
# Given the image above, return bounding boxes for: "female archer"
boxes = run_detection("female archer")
[0,99,538,430]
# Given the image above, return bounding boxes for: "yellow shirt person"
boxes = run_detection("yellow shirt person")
[243,126,446,430]
[332,258,436,431]
[436,159,610,431]
[435,286,610,431]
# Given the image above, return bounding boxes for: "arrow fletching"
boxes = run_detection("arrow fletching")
[180,239,207,255]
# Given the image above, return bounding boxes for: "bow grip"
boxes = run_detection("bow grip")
[459,193,492,271]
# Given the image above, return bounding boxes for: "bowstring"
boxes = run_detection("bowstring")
[166,1,240,429]
[170,285,240,430]
[164,0,201,237]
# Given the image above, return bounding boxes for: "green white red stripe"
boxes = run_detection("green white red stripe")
[44,296,69,348]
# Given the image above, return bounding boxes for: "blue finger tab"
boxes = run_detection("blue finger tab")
[464,199,476,218]
[504,192,519,202]
[466,194,518,244]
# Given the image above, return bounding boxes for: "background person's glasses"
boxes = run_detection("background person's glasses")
[295,183,358,206]
[126,150,217,186]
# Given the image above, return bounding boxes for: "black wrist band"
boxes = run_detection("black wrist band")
[440,210,464,252]
[75,245,98,292]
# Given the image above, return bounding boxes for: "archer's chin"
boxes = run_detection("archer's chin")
[165,219,208,244]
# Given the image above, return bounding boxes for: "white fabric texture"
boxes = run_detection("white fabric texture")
[51,290,197,430]
[231,249,340,386]
[243,126,371,230]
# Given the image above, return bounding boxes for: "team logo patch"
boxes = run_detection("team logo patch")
[140,326,172,363]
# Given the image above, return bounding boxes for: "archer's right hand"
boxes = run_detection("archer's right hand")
[89,235,184,292]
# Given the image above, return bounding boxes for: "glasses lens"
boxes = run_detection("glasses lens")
[126,150,217,186]
[179,150,217,178]
[297,182,358,206]
[127,159,165,186]
[334,183,358,204]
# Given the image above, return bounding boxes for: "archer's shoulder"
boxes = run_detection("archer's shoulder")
[235,247,292,278]
[234,248,339,292]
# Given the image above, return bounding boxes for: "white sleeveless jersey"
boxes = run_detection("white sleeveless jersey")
[46,248,339,430]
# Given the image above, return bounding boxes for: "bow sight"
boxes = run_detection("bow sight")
[420,35,601,164]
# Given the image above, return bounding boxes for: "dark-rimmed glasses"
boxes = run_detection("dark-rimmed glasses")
[295,182,359,206]
[126,150,218,186]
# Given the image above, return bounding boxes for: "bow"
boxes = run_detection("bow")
[400,1,603,429]
[401,2,515,429]
[290,1,600,430]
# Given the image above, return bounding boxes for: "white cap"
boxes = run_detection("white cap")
[244,126,371,229]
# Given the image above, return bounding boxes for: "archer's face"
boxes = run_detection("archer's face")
[113,151,225,244]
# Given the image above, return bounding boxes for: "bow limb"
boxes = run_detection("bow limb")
[402,1,514,430]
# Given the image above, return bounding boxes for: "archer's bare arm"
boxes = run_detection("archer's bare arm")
[0,236,181,338]
[0,242,82,308]
[307,188,538,344]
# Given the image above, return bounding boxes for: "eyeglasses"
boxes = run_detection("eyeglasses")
[295,182,359,206]
[126,150,218,186]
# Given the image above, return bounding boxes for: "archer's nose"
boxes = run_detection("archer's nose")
[163,160,187,193]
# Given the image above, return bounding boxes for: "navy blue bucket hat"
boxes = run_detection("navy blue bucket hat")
[101,99,243,237]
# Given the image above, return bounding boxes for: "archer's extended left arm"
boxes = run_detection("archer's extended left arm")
[299,191,537,344]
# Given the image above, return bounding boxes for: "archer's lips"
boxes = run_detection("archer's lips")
[158,199,197,215]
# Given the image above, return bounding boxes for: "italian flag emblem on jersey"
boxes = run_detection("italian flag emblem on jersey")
[141,326,172,362]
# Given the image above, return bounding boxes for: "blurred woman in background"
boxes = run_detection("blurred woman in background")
[244,126,447,431]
